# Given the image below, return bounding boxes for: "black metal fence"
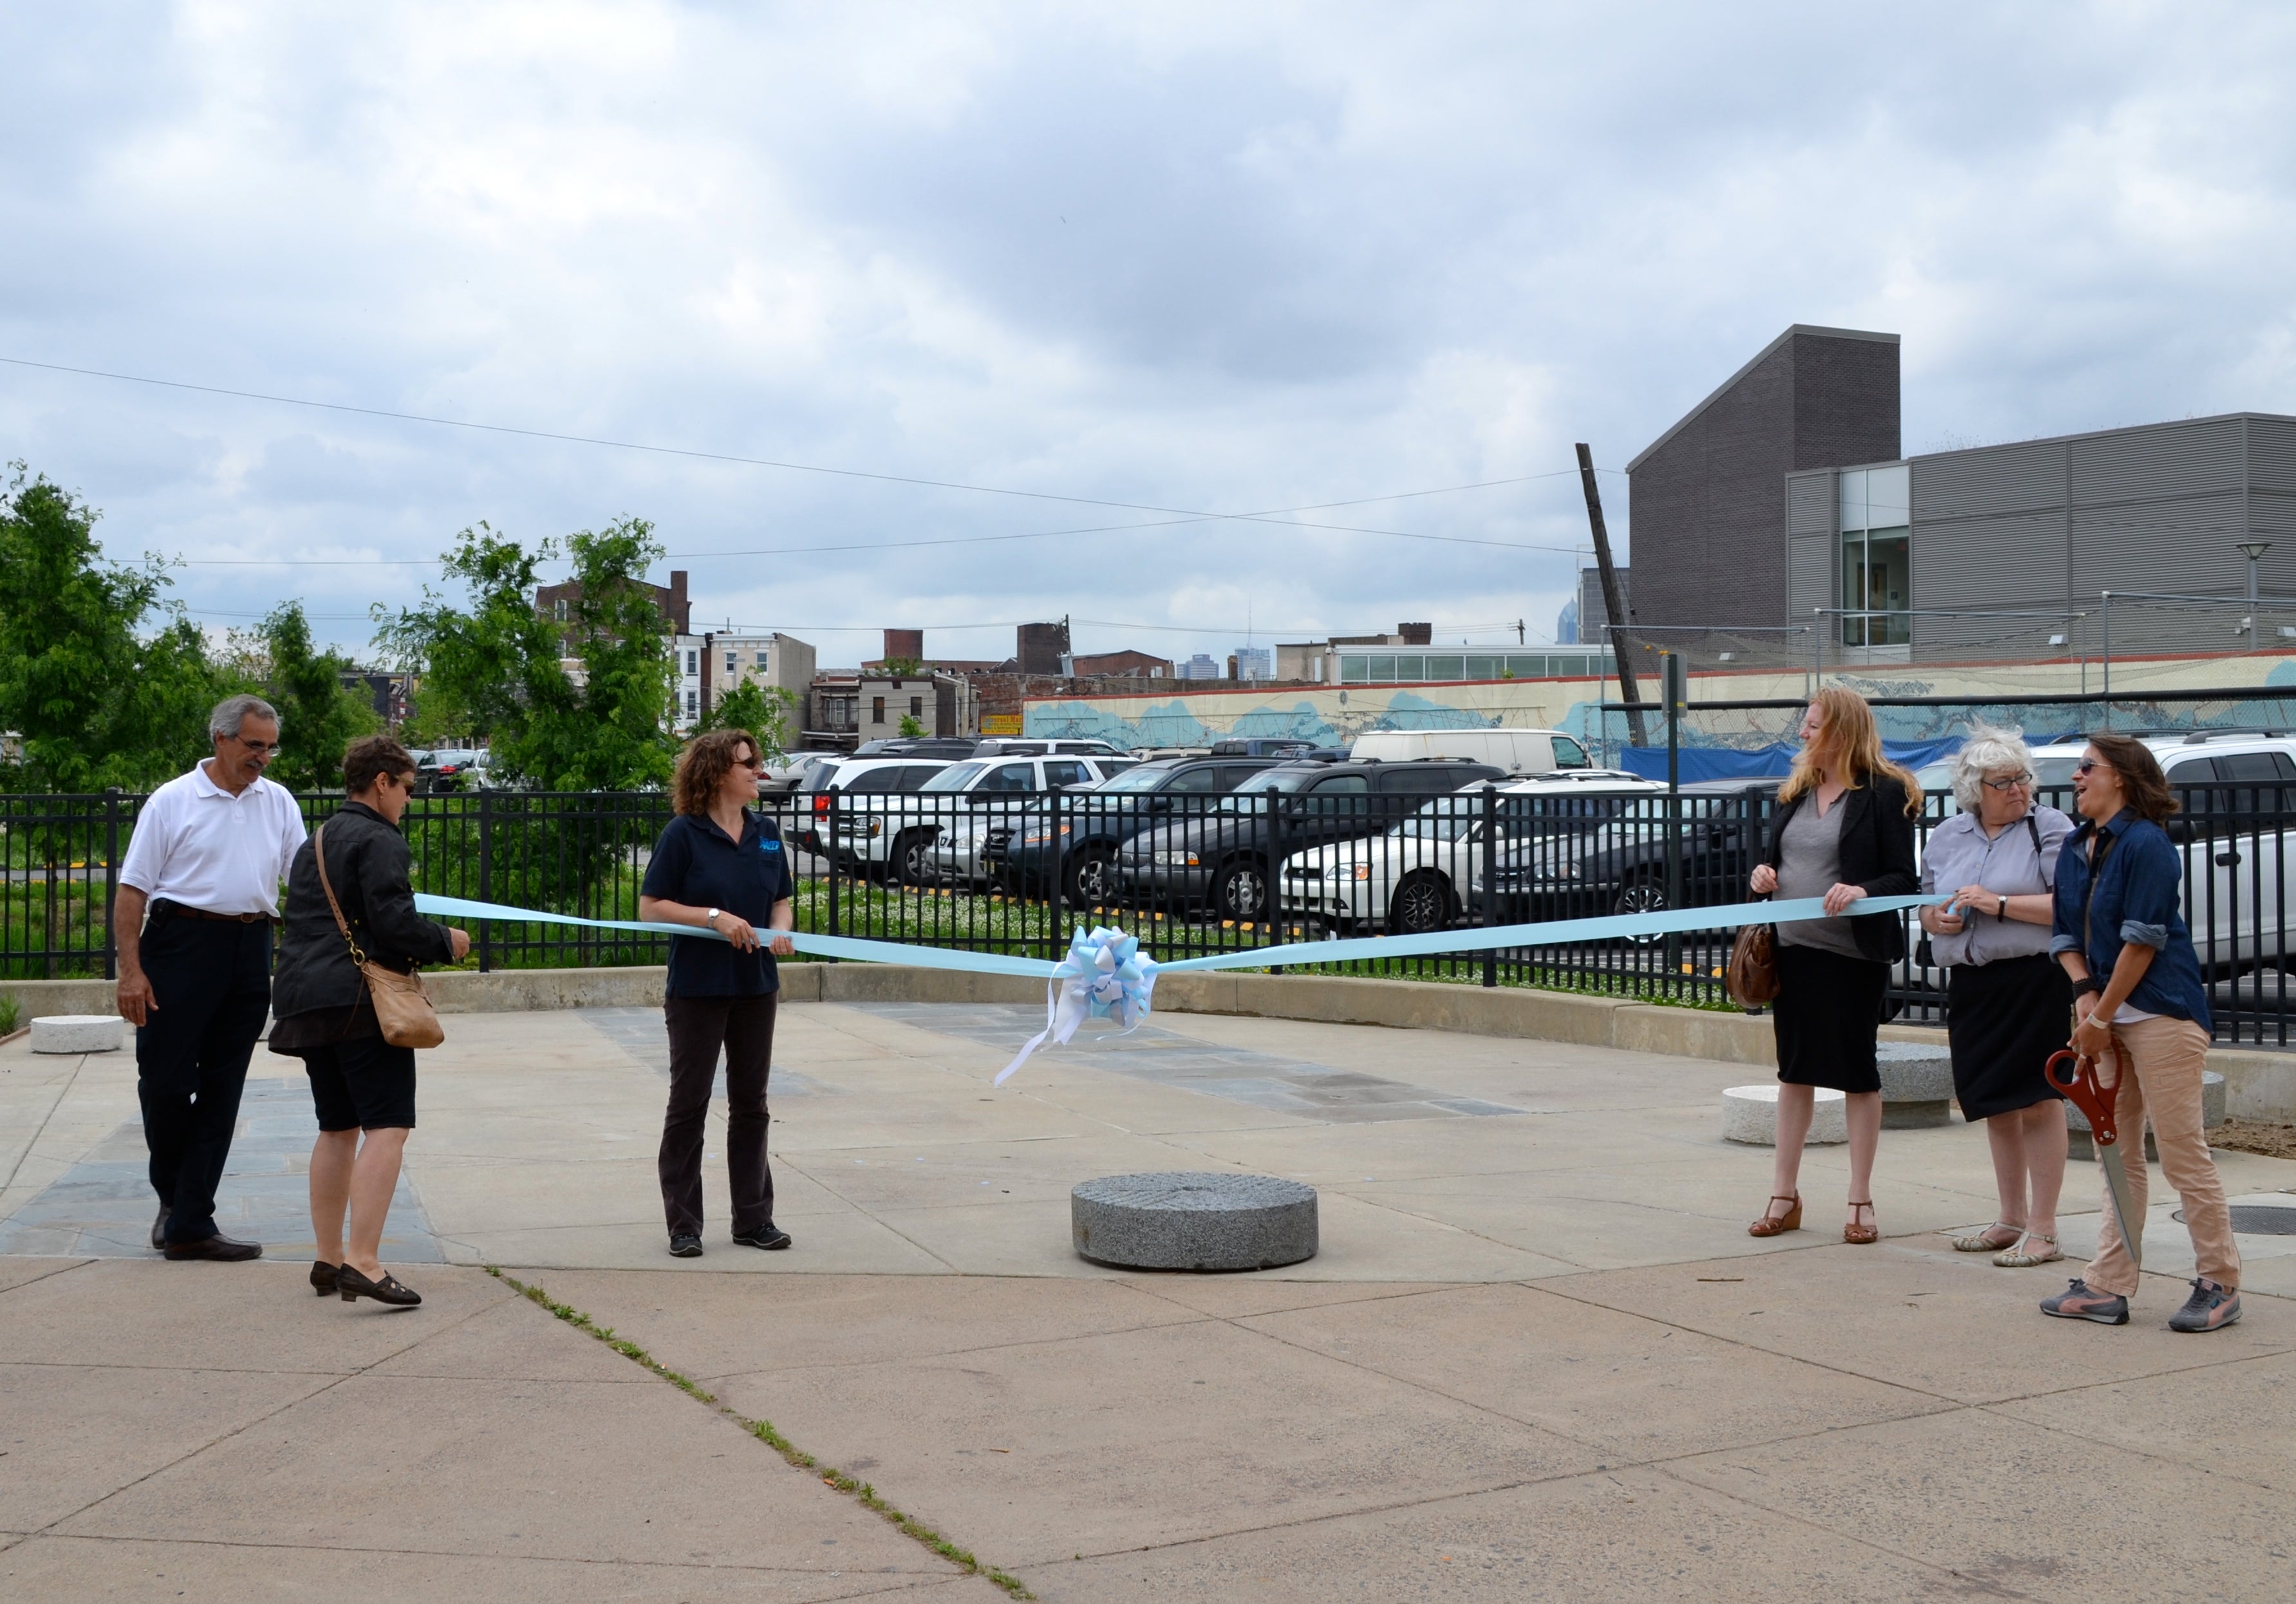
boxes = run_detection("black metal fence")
[7,779,2295,1047]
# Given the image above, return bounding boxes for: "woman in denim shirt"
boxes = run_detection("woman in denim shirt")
[2041,732,2240,1333]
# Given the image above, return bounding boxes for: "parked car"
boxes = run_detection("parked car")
[795,756,958,869]
[1114,757,1504,922]
[853,737,980,760]
[984,754,1287,905]
[760,749,848,796]
[1349,727,1594,774]
[1208,737,1316,758]
[1468,778,1777,936]
[856,752,1130,885]
[969,737,1125,759]
[417,748,486,792]
[1281,774,1667,933]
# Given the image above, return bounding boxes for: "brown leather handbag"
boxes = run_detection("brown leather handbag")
[312,821,445,1050]
[1728,906,1780,1007]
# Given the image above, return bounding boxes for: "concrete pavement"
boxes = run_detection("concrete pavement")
[5,996,2295,1599]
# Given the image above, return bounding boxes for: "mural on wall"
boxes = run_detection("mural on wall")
[1025,657,2296,760]
[1023,680,1611,752]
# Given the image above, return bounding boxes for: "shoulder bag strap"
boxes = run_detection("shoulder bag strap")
[2025,812,2044,861]
[2081,828,2117,954]
[311,820,368,967]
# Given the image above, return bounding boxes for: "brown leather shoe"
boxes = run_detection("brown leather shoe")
[163,1234,263,1262]
[1843,1200,1879,1245]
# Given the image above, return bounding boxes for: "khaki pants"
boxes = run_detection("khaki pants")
[2085,1015,2239,1298]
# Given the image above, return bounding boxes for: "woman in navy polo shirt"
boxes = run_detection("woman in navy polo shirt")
[2042,731,2239,1333]
[639,728,797,1259]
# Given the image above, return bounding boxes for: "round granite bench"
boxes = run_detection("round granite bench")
[1072,1172,1318,1271]
[1875,1042,1955,1129]
[1721,1085,1847,1146]
[29,1014,125,1054]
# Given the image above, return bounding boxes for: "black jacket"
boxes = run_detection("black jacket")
[272,802,454,1019]
[1760,774,1920,964]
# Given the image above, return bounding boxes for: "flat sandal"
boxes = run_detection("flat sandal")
[1949,1222,2020,1253]
[1993,1232,2061,1268]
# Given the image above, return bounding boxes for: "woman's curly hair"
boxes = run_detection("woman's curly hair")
[673,728,759,817]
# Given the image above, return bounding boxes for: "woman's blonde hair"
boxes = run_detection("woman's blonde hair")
[1778,685,1924,814]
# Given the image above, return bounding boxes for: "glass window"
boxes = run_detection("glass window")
[1379,767,1452,794]
[1341,655,1368,684]
[1462,655,1494,680]
[1151,765,1216,792]
[920,761,987,792]
[1426,655,1464,680]
[1092,758,1138,778]
[1395,655,1424,680]
[725,652,736,674]
[870,696,886,723]
[1551,735,1590,769]
[1368,655,1395,682]
[754,651,769,667]
[1839,468,1867,534]
[1043,760,1089,787]
[1866,464,1910,529]
[910,696,924,718]
[685,690,697,715]
[1507,654,1544,678]
[686,650,698,675]
[1219,769,1316,808]
[898,765,944,791]
[987,763,1038,792]
[1101,763,1180,792]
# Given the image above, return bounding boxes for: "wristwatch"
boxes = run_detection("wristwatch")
[705,907,721,930]
[1997,895,2008,920]
[2072,976,2102,998]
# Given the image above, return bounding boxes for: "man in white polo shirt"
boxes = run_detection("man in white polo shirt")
[116,694,308,1261]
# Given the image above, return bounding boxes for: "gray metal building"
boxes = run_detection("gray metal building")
[1789,413,2296,664]
[1629,324,2296,666]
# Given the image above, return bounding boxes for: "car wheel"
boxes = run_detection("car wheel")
[1215,859,1267,923]
[1613,875,1668,944]
[1063,846,1115,909]
[1388,872,1454,935]
[893,830,937,886]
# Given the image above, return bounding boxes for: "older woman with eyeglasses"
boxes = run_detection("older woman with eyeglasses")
[1918,725,2076,1267]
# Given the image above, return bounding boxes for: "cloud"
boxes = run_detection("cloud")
[3,1,2295,663]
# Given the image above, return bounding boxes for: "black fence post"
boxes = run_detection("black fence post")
[1663,652,1684,998]
[1266,788,1284,976]
[1482,785,1498,989]
[102,787,122,981]
[1047,783,1066,962]
[476,790,493,974]
[825,790,842,949]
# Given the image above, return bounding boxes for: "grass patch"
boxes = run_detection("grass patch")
[485,1267,1032,1599]
[0,993,17,1035]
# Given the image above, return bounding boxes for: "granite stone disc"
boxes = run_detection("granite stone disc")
[1071,1171,1318,1271]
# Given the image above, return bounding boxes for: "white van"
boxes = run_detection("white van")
[1348,727,1592,775]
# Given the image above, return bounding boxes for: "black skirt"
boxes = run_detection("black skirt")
[1772,943,1887,1094]
[1946,953,2072,1120]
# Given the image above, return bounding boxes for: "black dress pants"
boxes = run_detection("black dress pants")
[135,915,273,1244]
[659,993,778,1239]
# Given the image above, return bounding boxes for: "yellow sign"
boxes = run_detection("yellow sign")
[980,714,1023,736]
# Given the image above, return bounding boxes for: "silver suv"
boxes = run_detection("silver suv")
[830,752,1130,882]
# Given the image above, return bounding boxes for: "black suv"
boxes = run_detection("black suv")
[985,754,1285,905]
[1115,758,1503,922]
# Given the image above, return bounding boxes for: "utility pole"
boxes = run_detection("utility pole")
[1576,443,1647,746]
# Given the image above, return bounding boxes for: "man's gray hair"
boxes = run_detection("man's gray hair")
[209,694,281,741]
[1950,722,2034,812]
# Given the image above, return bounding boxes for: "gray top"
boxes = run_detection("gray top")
[1919,804,2073,966]
[1774,795,1865,958]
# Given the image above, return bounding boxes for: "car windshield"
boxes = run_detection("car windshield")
[1217,770,1317,808]
[919,761,987,792]
[1099,763,1178,792]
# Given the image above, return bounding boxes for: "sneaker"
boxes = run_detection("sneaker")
[732,1224,792,1251]
[668,1234,704,1258]
[2040,1278,2129,1325]
[2169,1278,2242,1334]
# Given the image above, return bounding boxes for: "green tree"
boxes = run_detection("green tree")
[0,465,230,790]
[699,680,798,756]
[897,713,927,738]
[880,655,924,677]
[375,516,678,790]
[252,603,380,790]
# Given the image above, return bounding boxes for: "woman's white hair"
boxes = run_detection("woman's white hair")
[1950,722,2035,812]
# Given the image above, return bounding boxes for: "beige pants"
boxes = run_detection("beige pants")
[2085,1015,2240,1298]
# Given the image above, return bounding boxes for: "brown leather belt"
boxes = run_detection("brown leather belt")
[161,904,275,924]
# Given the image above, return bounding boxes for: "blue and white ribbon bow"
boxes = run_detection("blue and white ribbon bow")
[995,926,1160,1085]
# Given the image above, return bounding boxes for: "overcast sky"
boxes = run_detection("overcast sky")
[6,2,2295,666]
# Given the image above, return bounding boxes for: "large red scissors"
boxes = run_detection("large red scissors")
[2045,1047,2142,1271]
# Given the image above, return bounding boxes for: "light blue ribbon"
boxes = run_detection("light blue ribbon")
[417,888,1942,1014]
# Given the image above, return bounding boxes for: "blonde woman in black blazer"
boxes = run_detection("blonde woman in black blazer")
[1746,686,1922,1245]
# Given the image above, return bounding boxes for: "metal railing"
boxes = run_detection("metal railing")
[8,781,2295,1047]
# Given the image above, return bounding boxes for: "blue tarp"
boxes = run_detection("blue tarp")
[1616,738,1963,785]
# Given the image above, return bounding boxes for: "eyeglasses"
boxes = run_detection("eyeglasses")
[1981,774,2035,792]
[231,736,279,754]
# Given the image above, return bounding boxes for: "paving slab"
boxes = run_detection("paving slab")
[1665,1406,2296,1596]
[1983,1346,2296,1493]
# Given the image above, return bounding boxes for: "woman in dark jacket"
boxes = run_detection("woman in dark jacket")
[1745,686,1922,1245]
[270,736,467,1307]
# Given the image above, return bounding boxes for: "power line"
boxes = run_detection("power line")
[6,354,1618,562]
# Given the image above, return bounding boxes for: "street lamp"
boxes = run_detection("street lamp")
[2237,541,2274,650]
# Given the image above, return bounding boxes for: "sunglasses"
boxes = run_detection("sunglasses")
[2075,759,2109,775]
[732,754,762,770]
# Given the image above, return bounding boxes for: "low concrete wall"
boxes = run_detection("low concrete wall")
[10,965,2294,1120]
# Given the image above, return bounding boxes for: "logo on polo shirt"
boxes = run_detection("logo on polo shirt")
[760,838,781,853]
